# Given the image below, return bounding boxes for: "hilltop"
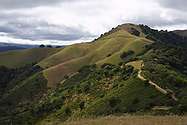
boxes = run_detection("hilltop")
[0,23,187,125]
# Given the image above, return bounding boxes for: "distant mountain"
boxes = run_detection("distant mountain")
[0,42,37,52]
[0,24,187,125]
[0,46,25,52]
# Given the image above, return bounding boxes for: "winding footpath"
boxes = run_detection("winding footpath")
[138,63,178,101]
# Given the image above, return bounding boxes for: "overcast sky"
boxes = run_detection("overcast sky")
[0,0,187,45]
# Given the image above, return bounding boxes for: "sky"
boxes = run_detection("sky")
[0,0,187,45]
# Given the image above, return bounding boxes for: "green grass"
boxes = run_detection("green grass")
[42,30,152,87]
[38,43,95,69]
[0,23,187,125]
[0,27,152,87]
[0,48,61,68]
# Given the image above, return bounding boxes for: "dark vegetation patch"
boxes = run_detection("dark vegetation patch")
[120,50,135,60]
[29,63,179,124]
[139,24,187,44]
[0,63,42,96]
[0,64,47,125]
[142,42,187,114]
[127,27,140,36]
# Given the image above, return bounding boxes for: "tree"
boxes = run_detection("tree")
[108,97,121,108]
[64,75,69,79]
[39,44,45,48]
[120,50,134,59]
[130,28,140,36]
[79,101,85,110]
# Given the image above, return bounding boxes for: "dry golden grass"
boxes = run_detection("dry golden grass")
[126,60,143,70]
[43,30,152,87]
[62,116,187,125]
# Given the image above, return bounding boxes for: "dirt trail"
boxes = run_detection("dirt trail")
[138,63,178,101]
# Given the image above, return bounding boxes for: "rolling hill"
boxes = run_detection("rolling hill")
[0,23,187,125]
[39,24,153,87]
[0,48,61,68]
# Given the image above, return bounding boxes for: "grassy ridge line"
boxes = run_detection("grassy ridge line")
[38,29,131,69]
[43,30,152,87]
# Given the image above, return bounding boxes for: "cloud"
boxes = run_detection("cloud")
[0,0,187,45]
[0,0,66,9]
[158,0,187,11]
[0,19,94,41]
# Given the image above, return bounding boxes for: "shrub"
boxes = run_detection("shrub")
[120,50,135,60]
[107,54,112,57]
[79,101,85,110]
[101,63,115,70]
[108,97,121,108]
[64,107,72,115]
[132,98,140,105]
[118,62,124,66]
[130,28,140,36]
[64,75,69,79]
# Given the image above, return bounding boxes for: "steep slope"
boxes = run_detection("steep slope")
[0,48,61,68]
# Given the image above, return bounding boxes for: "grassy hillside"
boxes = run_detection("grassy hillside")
[0,23,187,125]
[38,43,97,69]
[42,30,152,87]
[0,48,61,68]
